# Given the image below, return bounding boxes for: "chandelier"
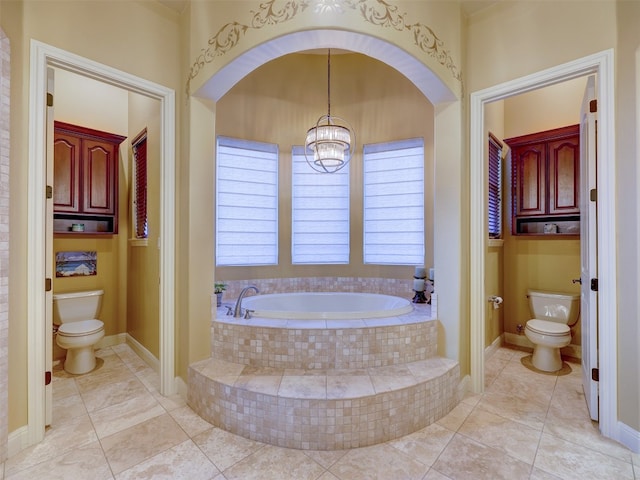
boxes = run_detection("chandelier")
[304,49,355,173]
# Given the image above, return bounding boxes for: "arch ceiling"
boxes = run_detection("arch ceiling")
[194,29,457,105]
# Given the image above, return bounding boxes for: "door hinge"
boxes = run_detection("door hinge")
[45,371,52,386]
[46,185,53,199]
[45,278,52,292]
[592,368,599,382]
[590,278,598,292]
[590,188,597,202]
[589,99,597,113]
[47,93,54,107]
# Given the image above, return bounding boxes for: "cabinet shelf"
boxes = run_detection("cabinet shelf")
[54,213,116,235]
[514,215,580,236]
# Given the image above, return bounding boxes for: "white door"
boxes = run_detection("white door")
[580,75,598,421]
[45,68,55,426]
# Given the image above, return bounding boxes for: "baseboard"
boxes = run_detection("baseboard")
[618,421,640,454]
[126,333,159,373]
[7,425,29,458]
[484,334,504,360]
[96,332,126,350]
[504,332,581,360]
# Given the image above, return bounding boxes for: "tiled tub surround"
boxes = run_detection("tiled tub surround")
[189,280,461,450]
[210,304,437,370]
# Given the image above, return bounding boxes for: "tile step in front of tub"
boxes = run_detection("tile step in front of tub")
[187,356,461,450]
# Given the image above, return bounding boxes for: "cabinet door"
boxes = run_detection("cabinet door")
[82,139,117,215]
[514,142,546,216]
[548,136,580,215]
[53,133,81,213]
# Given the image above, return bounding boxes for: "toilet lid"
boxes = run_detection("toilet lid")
[57,319,104,336]
[527,319,570,336]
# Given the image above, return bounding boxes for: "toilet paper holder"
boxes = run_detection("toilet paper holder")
[487,295,503,309]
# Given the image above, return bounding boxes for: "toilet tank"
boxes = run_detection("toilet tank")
[527,289,580,324]
[53,289,104,324]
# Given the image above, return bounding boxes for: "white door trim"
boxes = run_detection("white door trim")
[27,40,176,446]
[469,50,617,440]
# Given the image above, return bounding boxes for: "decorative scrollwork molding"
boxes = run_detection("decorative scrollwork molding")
[186,0,462,95]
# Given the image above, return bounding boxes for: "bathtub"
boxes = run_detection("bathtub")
[240,292,413,319]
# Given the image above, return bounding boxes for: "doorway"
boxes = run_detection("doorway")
[27,40,176,446]
[469,50,618,441]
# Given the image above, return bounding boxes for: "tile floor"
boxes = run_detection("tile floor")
[1,344,637,479]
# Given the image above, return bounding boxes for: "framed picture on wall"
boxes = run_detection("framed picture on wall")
[55,251,97,277]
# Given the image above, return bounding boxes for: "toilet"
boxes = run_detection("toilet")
[524,289,580,372]
[53,289,105,375]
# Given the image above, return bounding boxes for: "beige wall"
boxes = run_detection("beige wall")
[3,0,637,448]
[127,93,162,358]
[484,100,505,348]
[215,53,435,283]
[3,0,182,434]
[468,0,639,432]
[614,0,640,433]
[2,0,27,436]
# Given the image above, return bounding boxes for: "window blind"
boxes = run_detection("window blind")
[132,130,148,239]
[488,133,503,238]
[363,138,424,265]
[216,136,278,266]
[291,146,349,264]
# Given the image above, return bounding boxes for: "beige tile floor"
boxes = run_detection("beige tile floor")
[1,344,638,479]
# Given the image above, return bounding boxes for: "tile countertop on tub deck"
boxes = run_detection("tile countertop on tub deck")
[214,301,435,329]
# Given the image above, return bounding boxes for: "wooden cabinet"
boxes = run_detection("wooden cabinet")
[53,122,126,234]
[505,125,580,236]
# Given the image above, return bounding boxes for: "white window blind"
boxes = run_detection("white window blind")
[363,138,424,265]
[488,133,503,238]
[216,136,278,266]
[291,146,350,264]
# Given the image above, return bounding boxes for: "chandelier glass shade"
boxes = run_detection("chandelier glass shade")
[304,50,355,173]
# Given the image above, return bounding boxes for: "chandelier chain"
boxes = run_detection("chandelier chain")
[327,49,331,119]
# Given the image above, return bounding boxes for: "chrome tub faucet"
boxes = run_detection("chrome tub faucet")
[233,285,259,318]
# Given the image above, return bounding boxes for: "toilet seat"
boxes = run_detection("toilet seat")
[57,319,104,337]
[526,319,570,336]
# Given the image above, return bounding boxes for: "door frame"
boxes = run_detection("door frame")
[27,40,176,445]
[469,50,618,439]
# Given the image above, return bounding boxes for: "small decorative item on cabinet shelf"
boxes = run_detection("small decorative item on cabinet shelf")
[214,282,227,307]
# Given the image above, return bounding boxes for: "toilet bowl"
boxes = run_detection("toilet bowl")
[524,290,580,372]
[53,290,105,374]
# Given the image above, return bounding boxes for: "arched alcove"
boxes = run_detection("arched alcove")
[187,28,465,368]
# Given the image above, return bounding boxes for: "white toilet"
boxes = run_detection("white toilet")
[524,289,580,372]
[53,289,105,375]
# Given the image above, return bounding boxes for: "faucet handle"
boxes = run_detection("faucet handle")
[243,309,254,319]
[225,306,233,316]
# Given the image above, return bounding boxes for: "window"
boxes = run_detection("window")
[132,129,148,239]
[291,146,349,264]
[488,133,503,238]
[363,138,424,265]
[216,136,278,266]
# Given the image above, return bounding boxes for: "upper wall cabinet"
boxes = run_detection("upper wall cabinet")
[53,121,126,235]
[505,125,580,236]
